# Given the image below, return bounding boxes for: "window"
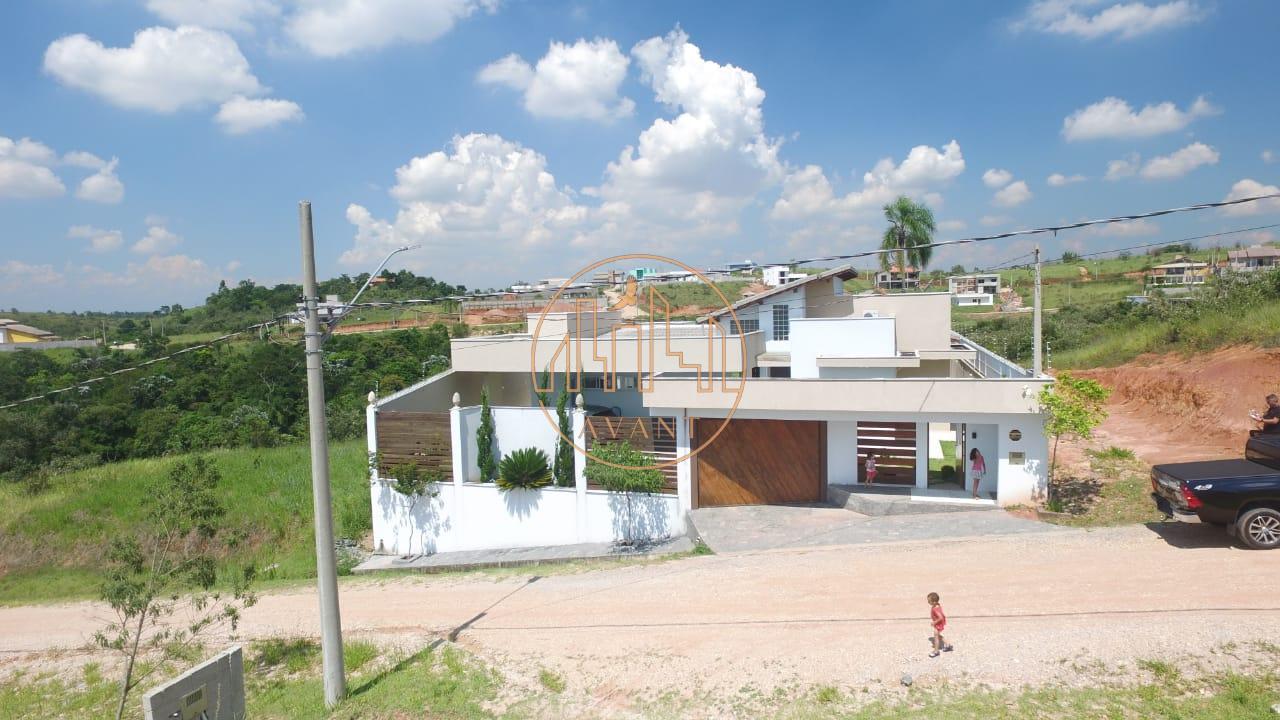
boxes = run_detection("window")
[772,304,790,341]
[581,374,636,391]
[732,317,759,334]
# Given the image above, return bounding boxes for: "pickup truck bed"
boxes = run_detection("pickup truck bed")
[1151,435,1280,549]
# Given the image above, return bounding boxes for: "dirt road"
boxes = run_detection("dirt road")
[2,523,1277,701]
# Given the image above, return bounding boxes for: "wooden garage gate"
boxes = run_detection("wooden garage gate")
[857,421,916,485]
[693,419,825,507]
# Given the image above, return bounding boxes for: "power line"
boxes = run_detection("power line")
[765,192,1280,268]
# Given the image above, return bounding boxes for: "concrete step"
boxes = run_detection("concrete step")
[828,484,997,516]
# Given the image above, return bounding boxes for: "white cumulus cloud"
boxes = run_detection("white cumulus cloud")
[133,222,183,254]
[478,38,634,121]
[75,158,125,203]
[1062,95,1218,141]
[772,141,964,221]
[0,135,66,199]
[285,0,494,58]
[1013,0,1205,40]
[1139,142,1219,180]
[1220,179,1280,216]
[1047,172,1086,186]
[146,0,282,33]
[1105,153,1141,181]
[44,26,264,113]
[1262,149,1275,164]
[215,96,305,134]
[0,261,64,291]
[980,215,1012,227]
[982,168,1013,188]
[993,180,1033,207]
[68,225,124,253]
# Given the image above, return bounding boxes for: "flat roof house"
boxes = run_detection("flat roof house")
[367,265,1050,555]
[947,273,1000,307]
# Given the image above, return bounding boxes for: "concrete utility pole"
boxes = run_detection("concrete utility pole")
[298,201,346,708]
[1033,244,1043,376]
[897,224,908,294]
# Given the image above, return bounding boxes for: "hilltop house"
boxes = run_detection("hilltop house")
[1227,246,1280,273]
[1146,256,1209,292]
[367,265,1050,555]
[874,265,920,291]
[0,319,57,344]
[947,274,1001,307]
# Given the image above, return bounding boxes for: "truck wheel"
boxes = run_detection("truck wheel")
[1236,508,1280,550]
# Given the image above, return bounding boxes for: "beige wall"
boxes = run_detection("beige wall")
[452,328,762,376]
[804,276,855,318]
[850,293,952,352]
[644,376,1050,415]
[379,371,534,412]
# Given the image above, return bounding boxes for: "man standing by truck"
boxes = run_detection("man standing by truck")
[1250,393,1280,435]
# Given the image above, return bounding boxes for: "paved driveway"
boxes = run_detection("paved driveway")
[690,504,1065,553]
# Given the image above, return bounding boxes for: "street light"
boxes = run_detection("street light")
[329,245,421,333]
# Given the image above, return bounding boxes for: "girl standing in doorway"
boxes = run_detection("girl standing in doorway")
[865,454,877,484]
[969,448,986,499]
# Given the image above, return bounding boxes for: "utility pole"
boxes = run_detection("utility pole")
[298,201,346,708]
[1033,244,1043,376]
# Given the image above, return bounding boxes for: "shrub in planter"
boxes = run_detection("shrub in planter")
[497,447,552,491]
[585,441,665,545]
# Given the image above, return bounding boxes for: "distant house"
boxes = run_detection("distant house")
[0,319,57,344]
[874,266,920,291]
[1227,246,1280,273]
[1146,256,1209,291]
[947,274,1000,307]
[762,265,805,287]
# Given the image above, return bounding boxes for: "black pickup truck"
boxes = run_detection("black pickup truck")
[1151,434,1280,549]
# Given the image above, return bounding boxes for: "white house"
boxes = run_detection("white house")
[366,265,1051,556]
[948,274,1000,307]
[1146,257,1208,291]
[762,265,805,287]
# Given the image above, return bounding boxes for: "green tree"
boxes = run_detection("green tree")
[880,195,937,277]
[476,386,497,482]
[1039,373,1111,481]
[95,457,257,720]
[553,391,574,487]
[585,441,666,545]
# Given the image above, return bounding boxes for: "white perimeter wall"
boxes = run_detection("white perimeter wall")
[370,404,687,555]
[371,482,684,555]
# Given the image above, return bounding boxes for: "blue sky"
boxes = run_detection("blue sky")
[2,0,1278,311]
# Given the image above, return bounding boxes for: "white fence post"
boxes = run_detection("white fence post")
[450,392,464,487]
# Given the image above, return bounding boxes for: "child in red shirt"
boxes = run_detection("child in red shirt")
[927,592,953,657]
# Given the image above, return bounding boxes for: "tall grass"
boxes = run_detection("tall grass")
[0,440,370,604]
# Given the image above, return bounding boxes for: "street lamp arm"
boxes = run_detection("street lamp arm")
[328,244,420,333]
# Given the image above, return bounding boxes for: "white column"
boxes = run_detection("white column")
[915,421,929,489]
[365,392,378,482]
[572,395,588,541]
[449,392,464,487]
[675,409,692,512]
[365,393,382,551]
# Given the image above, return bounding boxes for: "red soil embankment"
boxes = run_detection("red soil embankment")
[1073,346,1280,464]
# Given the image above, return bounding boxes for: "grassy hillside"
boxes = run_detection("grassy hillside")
[0,440,369,604]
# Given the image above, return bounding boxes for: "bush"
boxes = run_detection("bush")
[497,447,552,491]
[476,387,496,483]
[584,441,665,495]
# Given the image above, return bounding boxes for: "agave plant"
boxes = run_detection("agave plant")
[497,447,552,491]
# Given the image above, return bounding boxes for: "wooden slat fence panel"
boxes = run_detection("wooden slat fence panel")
[376,410,453,480]
[584,416,678,494]
[857,421,916,485]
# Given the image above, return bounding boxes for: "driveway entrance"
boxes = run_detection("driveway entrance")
[693,418,825,507]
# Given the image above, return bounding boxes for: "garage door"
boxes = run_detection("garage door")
[694,419,825,507]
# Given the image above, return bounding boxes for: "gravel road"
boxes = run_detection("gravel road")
[2,521,1277,707]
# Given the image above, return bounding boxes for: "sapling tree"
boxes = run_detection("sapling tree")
[96,456,257,720]
[391,462,441,558]
[476,386,497,482]
[1039,373,1111,481]
[553,391,574,487]
[585,442,665,545]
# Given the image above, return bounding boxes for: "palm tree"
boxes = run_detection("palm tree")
[879,195,937,289]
